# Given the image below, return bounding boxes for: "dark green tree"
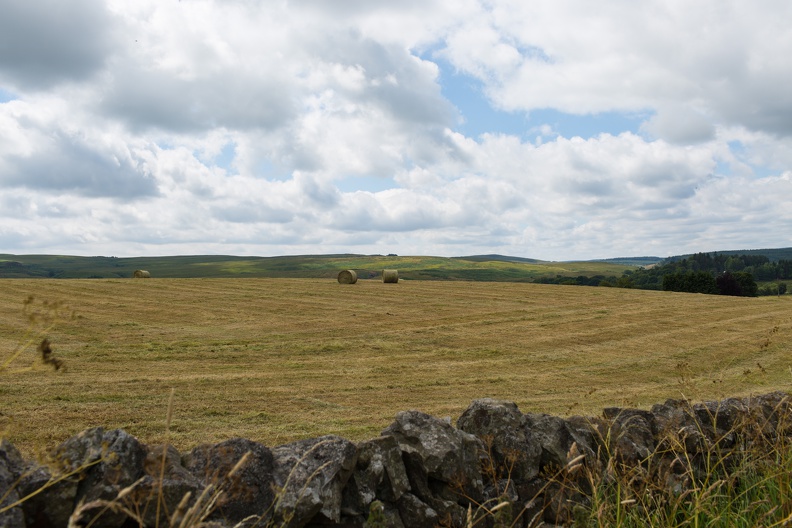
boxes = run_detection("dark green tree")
[716,271,758,297]
[663,271,717,294]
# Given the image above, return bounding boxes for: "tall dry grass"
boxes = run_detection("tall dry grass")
[457,396,792,527]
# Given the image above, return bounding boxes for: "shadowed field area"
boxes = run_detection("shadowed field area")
[1,278,791,457]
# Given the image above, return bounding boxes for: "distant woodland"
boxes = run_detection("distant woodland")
[538,252,791,297]
[621,253,790,296]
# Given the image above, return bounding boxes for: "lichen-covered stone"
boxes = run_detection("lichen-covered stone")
[522,413,597,470]
[183,437,275,525]
[382,410,484,499]
[343,435,409,517]
[603,409,656,466]
[395,492,437,528]
[50,428,147,527]
[457,398,542,482]
[271,435,357,527]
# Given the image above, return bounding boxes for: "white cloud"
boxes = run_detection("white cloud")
[0,97,158,197]
[641,105,716,144]
[0,0,119,89]
[439,1,792,138]
[0,1,791,260]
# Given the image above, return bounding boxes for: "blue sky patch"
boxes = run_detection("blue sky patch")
[0,88,17,103]
[214,143,236,171]
[436,58,647,140]
[436,59,529,138]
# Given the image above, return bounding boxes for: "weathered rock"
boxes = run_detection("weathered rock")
[343,435,409,517]
[566,415,607,456]
[395,492,437,528]
[742,391,792,441]
[382,410,485,499]
[602,409,656,467]
[457,398,542,482]
[650,400,699,451]
[0,439,25,528]
[271,435,357,527]
[121,444,204,528]
[693,398,746,433]
[0,440,24,476]
[183,437,275,525]
[50,428,147,528]
[522,413,597,471]
[16,465,78,528]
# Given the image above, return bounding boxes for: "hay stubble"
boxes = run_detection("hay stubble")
[1,278,791,457]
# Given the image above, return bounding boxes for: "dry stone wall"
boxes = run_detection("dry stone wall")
[1,391,790,527]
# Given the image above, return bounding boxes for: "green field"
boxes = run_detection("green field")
[2,278,791,459]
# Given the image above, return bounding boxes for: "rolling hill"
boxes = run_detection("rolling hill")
[1,248,789,281]
[0,253,633,281]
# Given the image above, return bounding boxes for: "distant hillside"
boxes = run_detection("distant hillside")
[457,254,665,267]
[667,248,792,263]
[7,250,788,282]
[591,256,664,266]
[453,254,542,264]
[0,253,630,282]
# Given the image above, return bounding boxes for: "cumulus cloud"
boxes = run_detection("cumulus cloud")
[0,0,119,89]
[438,1,792,139]
[0,98,158,198]
[641,105,716,144]
[0,0,791,260]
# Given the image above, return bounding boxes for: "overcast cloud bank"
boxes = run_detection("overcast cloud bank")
[1,0,791,260]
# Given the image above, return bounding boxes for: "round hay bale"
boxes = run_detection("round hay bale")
[133,269,151,278]
[337,269,358,284]
[382,269,399,283]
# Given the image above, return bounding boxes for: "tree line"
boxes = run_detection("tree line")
[535,253,790,297]
[618,253,790,296]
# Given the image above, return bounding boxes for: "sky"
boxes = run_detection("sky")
[1,1,791,261]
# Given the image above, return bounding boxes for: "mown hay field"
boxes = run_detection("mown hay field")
[1,278,791,457]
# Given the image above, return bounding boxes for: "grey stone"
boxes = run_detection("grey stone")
[605,410,656,467]
[742,391,792,440]
[382,410,486,524]
[50,428,147,528]
[395,493,437,528]
[344,436,409,516]
[17,465,78,528]
[183,437,275,525]
[650,401,697,448]
[522,413,597,471]
[382,410,485,499]
[693,398,747,433]
[457,398,543,482]
[125,444,203,528]
[271,435,357,527]
[0,439,25,528]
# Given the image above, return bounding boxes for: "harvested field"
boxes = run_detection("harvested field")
[1,278,791,457]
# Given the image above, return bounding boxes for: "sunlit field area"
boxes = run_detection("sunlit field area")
[2,278,791,457]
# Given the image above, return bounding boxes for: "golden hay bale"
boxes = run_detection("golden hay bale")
[382,269,399,283]
[133,269,151,278]
[337,269,358,284]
